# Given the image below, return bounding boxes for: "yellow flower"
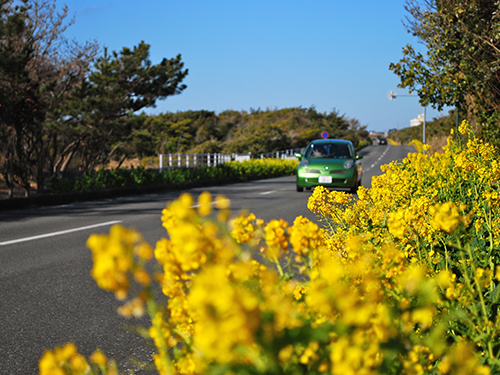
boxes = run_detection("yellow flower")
[39,343,88,375]
[215,194,230,209]
[39,351,62,375]
[230,213,260,245]
[289,215,325,260]
[70,354,88,372]
[388,209,407,238]
[90,349,108,365]
[188,264,260,363]
[263,219,289,259]
[87,225,151,300]
[411,307,435,330]
[134,242,153,260]
[299,341,319,364]
[197,191,212,217]
[293,285,307,300]
[176,352,200,375]
[278,344,295,363]
[215,194,231,221]
[458,119,470,135]
[118,296,146,318]
[430,202,461,233]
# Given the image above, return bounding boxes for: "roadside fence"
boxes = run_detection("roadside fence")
[158,148,303,171]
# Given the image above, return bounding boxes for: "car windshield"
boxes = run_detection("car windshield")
[305,143,353,159]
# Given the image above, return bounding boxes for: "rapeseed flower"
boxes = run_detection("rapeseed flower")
[230,213,261,245]
[430,202,461,233]
[87,225,146,300]
[44,126,500,375]
[188,264,260,364]
[263,219,289,259]
[39,343,90,375]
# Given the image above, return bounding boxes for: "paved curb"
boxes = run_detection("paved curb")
[0,185,173,211]
[0,170,298,212]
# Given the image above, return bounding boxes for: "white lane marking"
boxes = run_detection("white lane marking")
[191,202,216,208]
[0,220,123,246]
[364,146,390,172]
[260,190,276,195]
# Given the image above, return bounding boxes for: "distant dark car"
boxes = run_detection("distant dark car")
[295,139,363,193]
[377,137,387,145]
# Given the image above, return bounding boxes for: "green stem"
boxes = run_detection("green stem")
[273,254,284,278]
[465,244,495,360]
[147,297,174,375]
[458,246,479,318]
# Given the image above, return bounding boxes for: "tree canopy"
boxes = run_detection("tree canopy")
[389,0,500,143]
[0,0,188,196]
[113,107,367,165]
[65,41,188,170]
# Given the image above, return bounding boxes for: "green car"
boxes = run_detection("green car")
[295,139,363,193]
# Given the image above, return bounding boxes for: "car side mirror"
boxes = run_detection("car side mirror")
[295,153,303,160]
[356,154,363,160]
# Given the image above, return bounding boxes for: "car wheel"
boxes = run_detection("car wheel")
[350,180,360,194]
[296,185,304,192]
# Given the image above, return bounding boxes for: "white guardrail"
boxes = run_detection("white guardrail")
[159,149,301,171]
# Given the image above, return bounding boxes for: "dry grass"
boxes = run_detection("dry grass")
[389,134,449,155]
[426,135,449,155]
[106,157,143,169]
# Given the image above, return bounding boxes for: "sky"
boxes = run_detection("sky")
[58,0,450,133]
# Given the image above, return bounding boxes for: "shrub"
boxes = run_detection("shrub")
[49,159,299,194]
[40,121,500,374]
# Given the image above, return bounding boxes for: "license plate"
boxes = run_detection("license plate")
[318,176,332,184]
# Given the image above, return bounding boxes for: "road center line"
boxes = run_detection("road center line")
[191,202,216,208]
[0,220,123,246]
[364,145,390,172]
[260,190,276,195]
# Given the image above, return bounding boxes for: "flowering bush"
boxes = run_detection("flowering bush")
[49,159,299,194]
[40,121,500,375]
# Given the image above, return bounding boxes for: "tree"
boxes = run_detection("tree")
[66,41,188,170]
[0,1,187,196]
[389,0,500,141]
[0,0,42,197]
[0,0,99,197]
[25,0,99,189]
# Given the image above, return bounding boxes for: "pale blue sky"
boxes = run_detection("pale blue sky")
[60,0,448,132]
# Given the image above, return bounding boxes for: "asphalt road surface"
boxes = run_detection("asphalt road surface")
[0,143,414,374]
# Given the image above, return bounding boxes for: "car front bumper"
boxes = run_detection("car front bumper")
[296,167,359,189]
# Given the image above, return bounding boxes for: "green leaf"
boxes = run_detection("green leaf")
[490,283,500,304]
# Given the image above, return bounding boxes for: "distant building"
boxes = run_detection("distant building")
[410,114,425,127]
[369,131,384,138]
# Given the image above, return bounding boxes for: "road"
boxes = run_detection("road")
[0,143,413,374]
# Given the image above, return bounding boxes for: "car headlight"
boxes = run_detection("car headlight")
[299,159,309,168]
[344,160,354,169]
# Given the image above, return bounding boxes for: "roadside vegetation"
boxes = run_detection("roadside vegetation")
[389,109,461,155]
[121,107,369,159]
[41,121,500,375]
[49,159,299,195]
[389,0,500,149]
